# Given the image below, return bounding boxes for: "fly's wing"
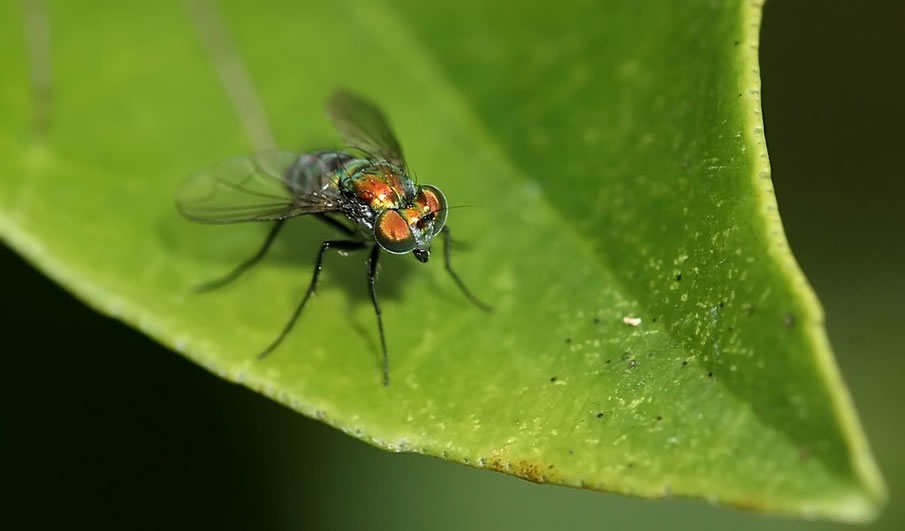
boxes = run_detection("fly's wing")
[176,151,342,224]
[326,90,405,167]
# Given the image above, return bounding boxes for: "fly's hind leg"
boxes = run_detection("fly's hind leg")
[195,219,287,292]
[258,239,367,359]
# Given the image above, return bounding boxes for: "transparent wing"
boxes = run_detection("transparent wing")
[176,151,342,224]
[326,90,405,166]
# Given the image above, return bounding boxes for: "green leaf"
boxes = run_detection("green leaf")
[0,0,885,521]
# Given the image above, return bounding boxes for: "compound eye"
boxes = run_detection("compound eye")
[419,185,447,233]
[375,209,416,254]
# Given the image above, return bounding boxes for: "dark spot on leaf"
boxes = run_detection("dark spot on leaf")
[682,360,688,367]
[733,40,740,45]
[656,415,663,422]
[675,273,682,281]
[708,371,714,378]
[565,337,572,344]
[621,351,631,361]
[719,300,725,308]
[569,449,574,455]
[605,359,611,364]
[652,317,658,322]
[784,313,796,327]
[550,376,557,383]
[548,464,554,469]
[596,412,604,419]
[626,462,635,468]
[508,460,545,483]
[593,317,600,324]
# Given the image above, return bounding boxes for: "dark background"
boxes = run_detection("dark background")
[2,2,902,529]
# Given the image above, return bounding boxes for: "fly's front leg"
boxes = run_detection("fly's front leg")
[441,226,492,313]
[196,219,286,292]
[258,239,366,358]
[365,245,390,386]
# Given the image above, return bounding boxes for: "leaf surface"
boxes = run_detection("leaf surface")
[0,0,884,521]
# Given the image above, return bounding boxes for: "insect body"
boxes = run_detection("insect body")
[177,90,490,385]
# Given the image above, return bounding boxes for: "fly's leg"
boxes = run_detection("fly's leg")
[259,239,367,359]
[196,219,286,293]
[366,245,390,386]
[441,226,493,313]
[444,233,472,250]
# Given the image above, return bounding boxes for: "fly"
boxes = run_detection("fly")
[177,90,491,385]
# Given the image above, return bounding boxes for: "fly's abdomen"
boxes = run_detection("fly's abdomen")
[285,151,366,198]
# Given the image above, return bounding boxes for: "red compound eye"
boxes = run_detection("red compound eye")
[375,209,416,254]
[418,185,447,233]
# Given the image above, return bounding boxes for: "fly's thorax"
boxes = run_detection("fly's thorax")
[344,161,415,212]
[373,184,448,258]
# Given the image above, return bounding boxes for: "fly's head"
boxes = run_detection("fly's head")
[374,184,447,263]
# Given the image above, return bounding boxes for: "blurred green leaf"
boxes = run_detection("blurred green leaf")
[0,0,885,521]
